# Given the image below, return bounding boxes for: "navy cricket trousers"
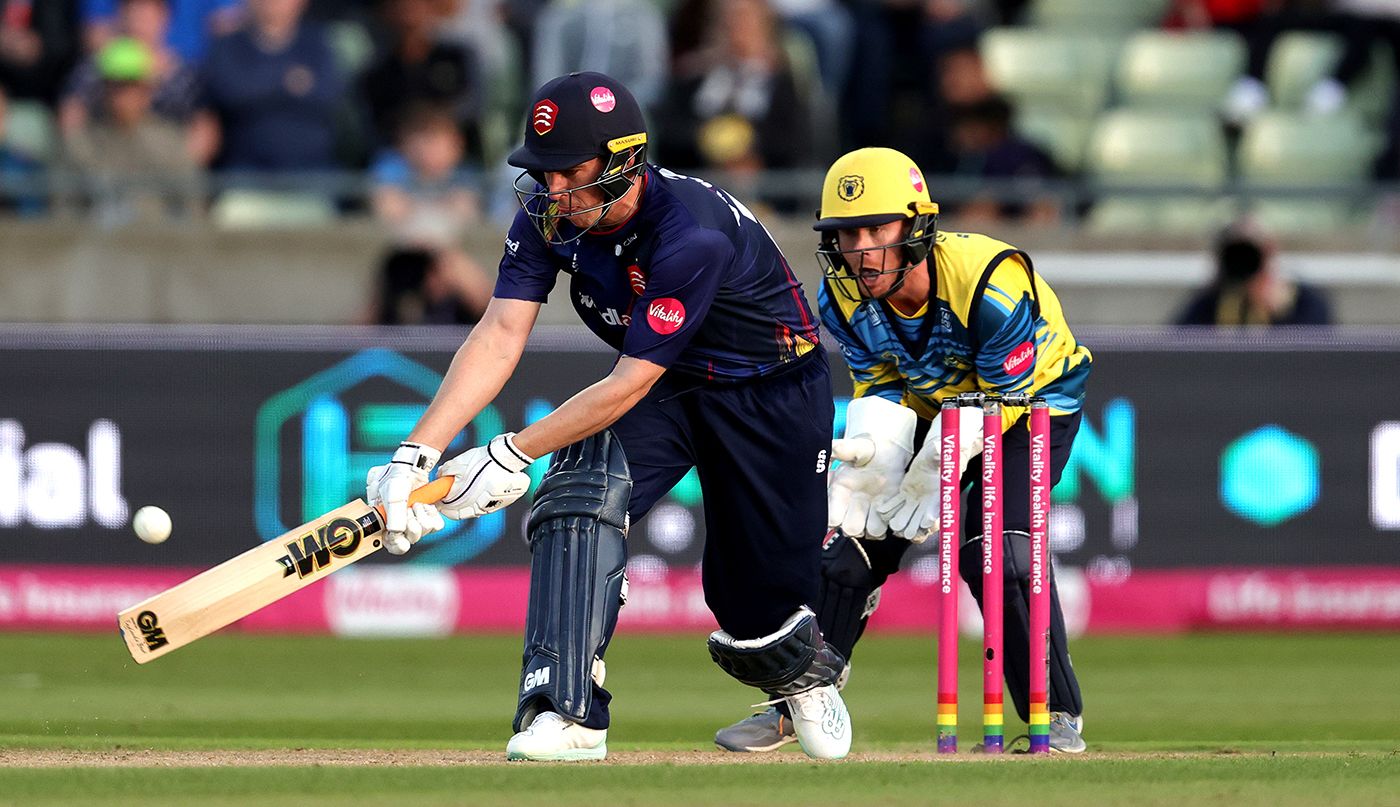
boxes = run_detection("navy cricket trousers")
[578,352,833,729]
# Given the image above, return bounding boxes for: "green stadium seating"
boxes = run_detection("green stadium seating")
[2,99,56,163]
[1116,31,1246,110]
[1014,108,1092,173]
[1087,109,1229,188]
[1266,32,1395,124]
[1238,111,1380,184]
[212,191,336,229]
[1029,0,1170,31]
[1085,195,1238,235]
[1247,199,1370,233]
[1084,109,1232,234]
[1236,112,1380,233]
[981,28,1118,115]
[478,33,525,168]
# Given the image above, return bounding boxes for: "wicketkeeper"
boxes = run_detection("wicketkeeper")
[716,147,1093,754]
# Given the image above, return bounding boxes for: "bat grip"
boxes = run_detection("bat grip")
[374,476,457,521]
[409,476,454,505]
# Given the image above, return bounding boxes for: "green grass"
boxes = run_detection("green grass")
[1,632,1398,805]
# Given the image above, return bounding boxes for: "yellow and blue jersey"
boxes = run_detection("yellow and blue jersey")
[819,231,1091,431]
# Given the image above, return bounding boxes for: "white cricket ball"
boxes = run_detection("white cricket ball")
[133,506,172,545]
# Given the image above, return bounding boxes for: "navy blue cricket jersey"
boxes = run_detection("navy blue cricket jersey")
[494,166,821,381]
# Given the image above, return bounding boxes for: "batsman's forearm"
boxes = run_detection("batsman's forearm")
[409,323,523,450]
[513,373,653,458]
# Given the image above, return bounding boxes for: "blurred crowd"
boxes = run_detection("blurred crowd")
[0,0,1397,237]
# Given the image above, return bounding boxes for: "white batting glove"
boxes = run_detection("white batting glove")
[366,442,441,555]
[828,396,917,540]
[874,409,984,543]
[380,502,446,556]
[438,433,534,520]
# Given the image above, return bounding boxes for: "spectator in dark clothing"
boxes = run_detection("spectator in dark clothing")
[0,0,80,103]
[1176,218,1334,325]
[193,0,344,171]
[362,0,481,157]
[81,0,242,64]
[947,95,1060,225]
[60,0,201,137]
[657,0,811,173]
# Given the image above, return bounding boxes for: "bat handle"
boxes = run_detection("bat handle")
[409,476,454,506]
[373,476,456,521]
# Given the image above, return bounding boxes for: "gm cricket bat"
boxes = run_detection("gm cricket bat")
[118,477,454,664]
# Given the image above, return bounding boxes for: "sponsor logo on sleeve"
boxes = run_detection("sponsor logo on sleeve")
[646,298,686,334]
[590,86,616,113]
[532,99,558,135]
[1002,341,1036,376]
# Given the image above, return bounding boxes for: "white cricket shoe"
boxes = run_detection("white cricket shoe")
[784,684,851,759]
[505,711,608,761]
[1048,712,1086,754]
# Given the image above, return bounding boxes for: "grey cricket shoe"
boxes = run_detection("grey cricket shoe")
[1048,712,1086,753]
[714,706,797,753]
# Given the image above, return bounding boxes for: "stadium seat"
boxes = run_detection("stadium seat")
[1087,109,1229,188]
[1116,31,1247,110]
[1247,199,1369,233]
[782,29,838,162]
[981,28,1118,115]
[211,190,336,229]
[1084,110,1230,234]
[2,99,56,163]
[1238,111,1380,184]
[1085,195,1238,235]
[1028,0,1170,31]
[1236,112,1380,232]
[477,32,525,168]
[1266,32,1396,124]
[1014,108,1092,173]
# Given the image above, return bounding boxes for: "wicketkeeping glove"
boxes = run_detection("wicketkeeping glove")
[437,433,534,520]
[874,408,984,543]
[827,396,917,540]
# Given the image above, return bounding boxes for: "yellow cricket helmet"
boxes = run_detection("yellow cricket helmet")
[814,147,940,302]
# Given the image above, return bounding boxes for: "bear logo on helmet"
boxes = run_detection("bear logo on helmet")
[837,175,864,202]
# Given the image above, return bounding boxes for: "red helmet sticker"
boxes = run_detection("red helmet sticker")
[910,166,925,193]
[590,86,617,113]
[647,297,686,335]
[1002,341,1035,376]
[628,265,647,295]
[532,99,558,135]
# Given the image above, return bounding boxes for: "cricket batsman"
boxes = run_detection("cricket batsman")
[716,147,1092,753]
[366,72,851,761]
